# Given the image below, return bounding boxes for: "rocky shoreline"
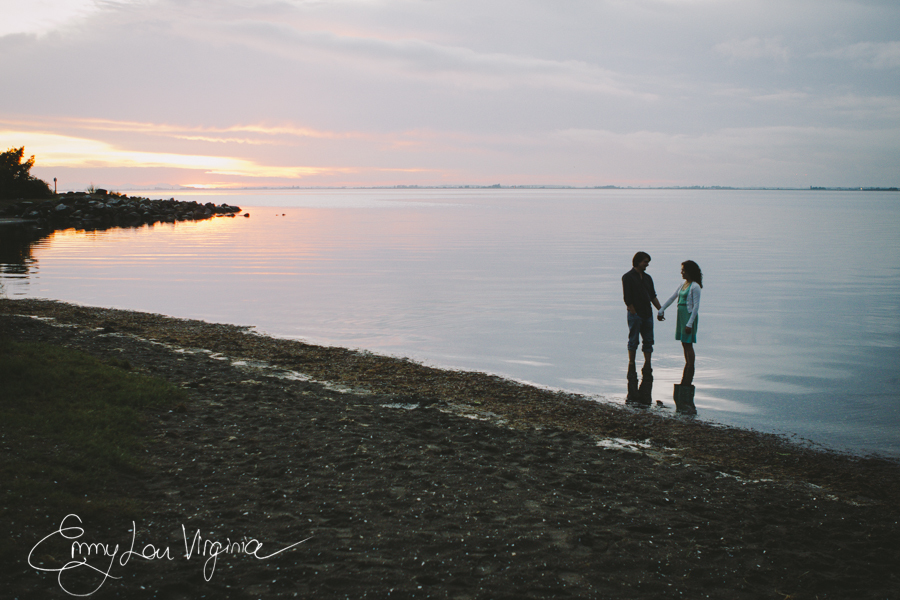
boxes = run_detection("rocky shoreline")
[0,191,242,237]
[2,299,899,599]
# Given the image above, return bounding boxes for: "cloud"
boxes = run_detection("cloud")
[814,93,900,120]
[0,116,371,143]
[0,129,344,179]
[548,125,900,186]
[0,0,100,36]
[8,117,898,188]
[182,18,656,98]
[812,41,900,69]
[714,37,790,61]
[2,0,899,187]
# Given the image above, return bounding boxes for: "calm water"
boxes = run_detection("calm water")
[2,189,898,457]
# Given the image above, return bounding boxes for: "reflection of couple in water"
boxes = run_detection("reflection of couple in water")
[622,251,703,413]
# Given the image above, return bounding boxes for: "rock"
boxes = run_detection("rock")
[2,193,241,240]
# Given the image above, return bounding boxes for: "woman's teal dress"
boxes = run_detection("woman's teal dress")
[676,284,698,344]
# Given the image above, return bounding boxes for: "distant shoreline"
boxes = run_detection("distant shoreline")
[109,185,900,192]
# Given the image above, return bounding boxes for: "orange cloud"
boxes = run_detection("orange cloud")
[0,116,369,142]
[0,130,346,179]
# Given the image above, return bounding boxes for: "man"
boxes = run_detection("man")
[622,251,661,374]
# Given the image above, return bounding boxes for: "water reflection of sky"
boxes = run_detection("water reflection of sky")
[2,189,898,457]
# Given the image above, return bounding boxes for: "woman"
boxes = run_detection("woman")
[658,261,702,407]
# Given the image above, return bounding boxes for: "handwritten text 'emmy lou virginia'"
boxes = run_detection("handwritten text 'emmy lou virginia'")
[29,514,311,596]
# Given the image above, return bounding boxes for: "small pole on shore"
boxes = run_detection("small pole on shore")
[54,177,57,194]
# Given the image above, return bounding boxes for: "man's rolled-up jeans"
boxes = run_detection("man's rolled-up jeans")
[627,312,654,354]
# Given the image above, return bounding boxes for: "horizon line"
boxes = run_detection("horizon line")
[86,184,900,192]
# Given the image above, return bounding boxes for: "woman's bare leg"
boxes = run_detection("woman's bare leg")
[681,343,695,385]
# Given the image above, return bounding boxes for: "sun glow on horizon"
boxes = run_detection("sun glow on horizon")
[181,183,236,189]
[2,116,448,187]
[0,129,350,181]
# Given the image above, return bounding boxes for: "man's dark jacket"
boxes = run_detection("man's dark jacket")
[622,268,657,318]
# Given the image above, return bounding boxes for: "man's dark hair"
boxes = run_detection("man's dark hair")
[632,251,651,267]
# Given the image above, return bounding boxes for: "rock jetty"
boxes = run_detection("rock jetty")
[0,190,241,236]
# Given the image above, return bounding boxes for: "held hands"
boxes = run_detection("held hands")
[655,310,692,334]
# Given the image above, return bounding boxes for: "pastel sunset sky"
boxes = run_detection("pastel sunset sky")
[1,0,898,189]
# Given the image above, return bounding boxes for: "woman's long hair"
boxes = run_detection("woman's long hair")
[682,260,703,288]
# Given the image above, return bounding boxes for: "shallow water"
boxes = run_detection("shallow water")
[2,188,898,457]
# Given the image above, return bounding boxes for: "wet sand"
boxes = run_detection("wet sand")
[2,298,899,599]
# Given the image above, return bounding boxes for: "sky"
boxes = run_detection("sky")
[1,0,898,189]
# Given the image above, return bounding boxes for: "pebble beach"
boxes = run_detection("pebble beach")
[2,298,899,599]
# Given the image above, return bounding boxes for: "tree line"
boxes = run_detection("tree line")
[1,147,53,201]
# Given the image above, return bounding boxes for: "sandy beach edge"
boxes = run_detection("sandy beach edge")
[2,297,898,507]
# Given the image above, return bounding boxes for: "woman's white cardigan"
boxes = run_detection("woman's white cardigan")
[658,282,701,328]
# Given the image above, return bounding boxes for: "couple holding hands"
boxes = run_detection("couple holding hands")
[622,251,703,410]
